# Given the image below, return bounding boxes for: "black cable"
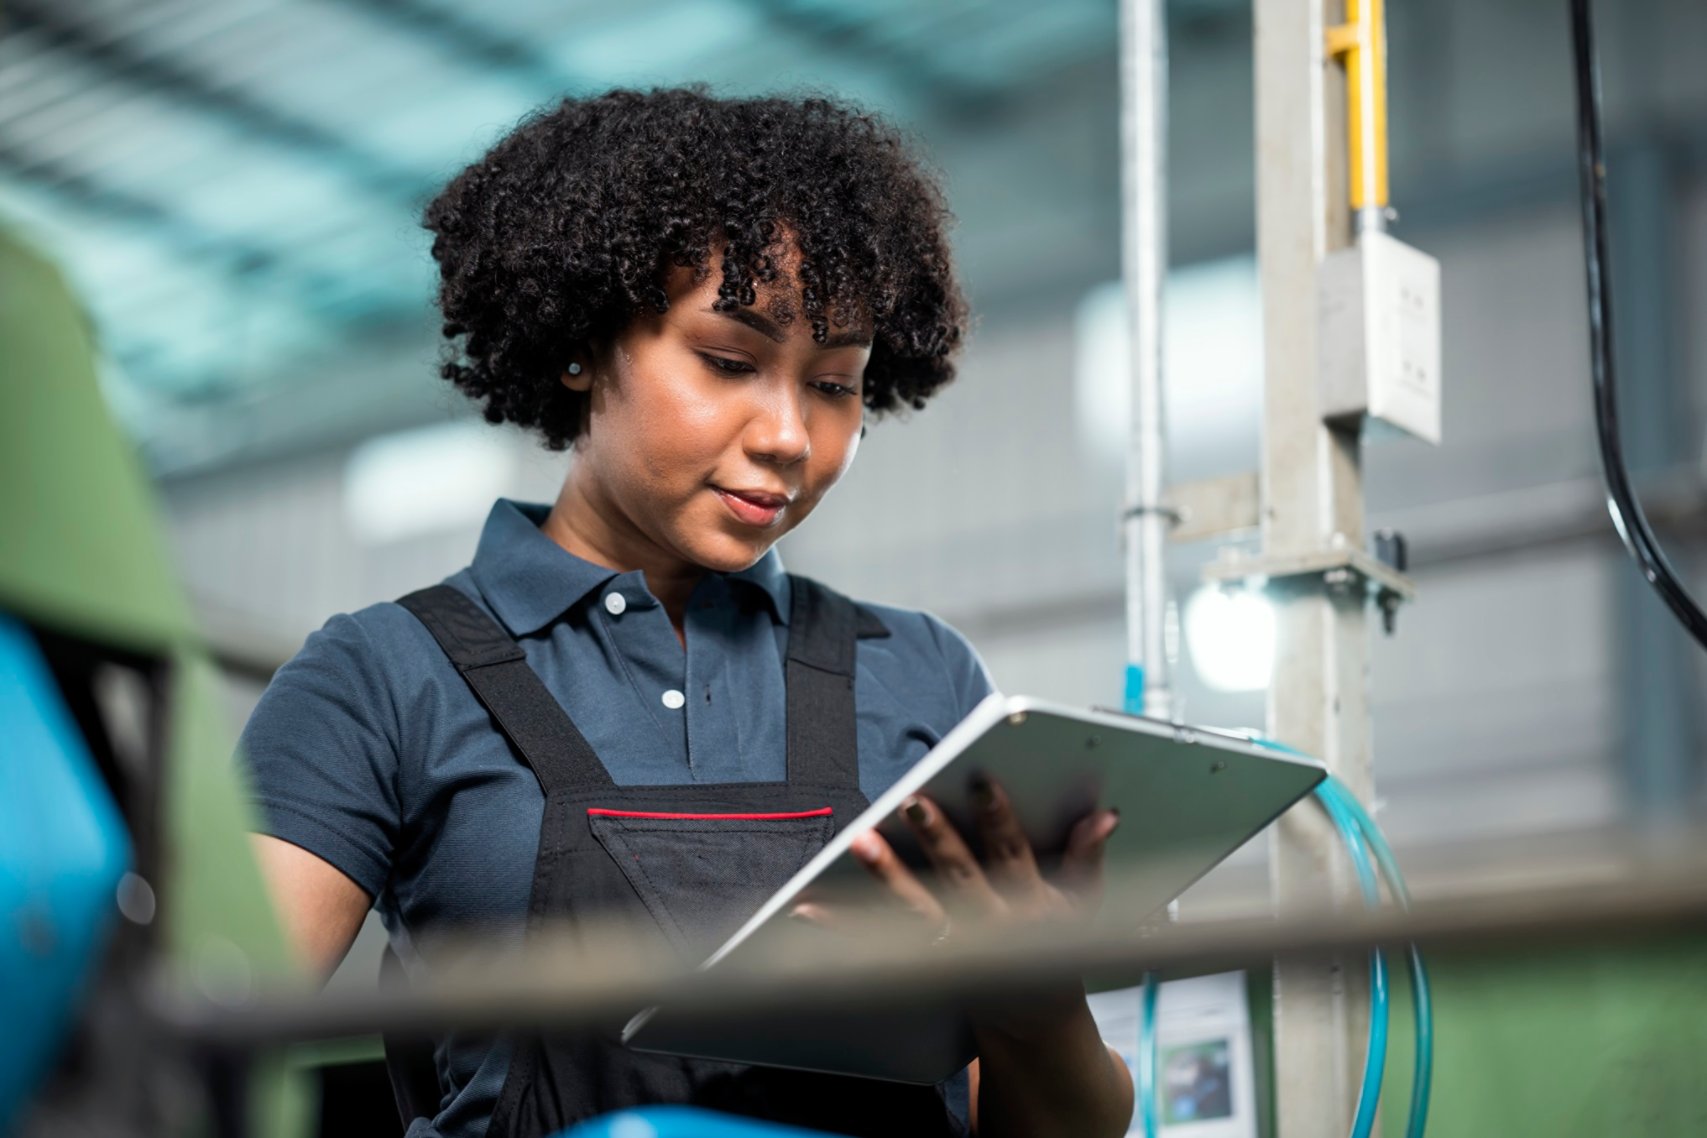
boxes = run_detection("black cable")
[1569,0,1707,651]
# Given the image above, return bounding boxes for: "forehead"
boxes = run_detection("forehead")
[662,243,872,338]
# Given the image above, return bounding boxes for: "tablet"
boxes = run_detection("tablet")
[623,694,1324,1084]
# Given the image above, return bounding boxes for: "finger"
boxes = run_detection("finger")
[787,901,849,932]
[901,796,1004,915]
[847,828,948,928]
[1058,808,1120,900]
[969,776,1044,896]
[789,897,933,954]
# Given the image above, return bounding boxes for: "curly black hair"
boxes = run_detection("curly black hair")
[422,87,969,449]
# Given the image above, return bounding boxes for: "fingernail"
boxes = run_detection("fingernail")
[971,777,995,811]
[850,831,881,863]
[902,798,929,826]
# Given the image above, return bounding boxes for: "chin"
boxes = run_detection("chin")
[684,531,774,574]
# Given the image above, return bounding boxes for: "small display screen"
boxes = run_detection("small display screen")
[1161,1038,1234,1124]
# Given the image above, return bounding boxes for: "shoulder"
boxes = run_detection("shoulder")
[246,573,484,742]
[238,578,481,898]
[284,573,482,671]
[272,593,446,696]
[842,593,998,719]
[858,600,980,667]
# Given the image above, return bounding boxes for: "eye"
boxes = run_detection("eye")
[811,379,860,399]
[698,353,755,376]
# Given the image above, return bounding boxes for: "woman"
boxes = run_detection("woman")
[242,88,1131,1138]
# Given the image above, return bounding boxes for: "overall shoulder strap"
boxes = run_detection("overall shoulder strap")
[784,575,887,788]
[397,584,614,794]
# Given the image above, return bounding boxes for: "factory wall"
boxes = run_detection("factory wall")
[156,0,1707,928]
[165,180,1707,899]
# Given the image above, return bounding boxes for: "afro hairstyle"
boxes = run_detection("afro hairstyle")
[422,86,970,449]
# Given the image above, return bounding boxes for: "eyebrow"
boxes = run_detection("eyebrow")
[706,306,872,350]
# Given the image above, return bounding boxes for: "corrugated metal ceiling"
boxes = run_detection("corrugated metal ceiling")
[1,0,1125,466]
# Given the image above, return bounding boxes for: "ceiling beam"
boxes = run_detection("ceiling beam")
[6,1,434,208]
[0,141,417,401]
[332,0,580,97]
[340,0,999,114]
[740,0,1003,113]
[0,140,354,295]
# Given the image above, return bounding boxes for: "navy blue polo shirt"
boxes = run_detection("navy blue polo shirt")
[239,499,994,1138]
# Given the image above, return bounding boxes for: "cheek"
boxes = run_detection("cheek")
[829,422,861,478]
[606,360,727,483]
[804,415,863,496]
[635,370,724,435]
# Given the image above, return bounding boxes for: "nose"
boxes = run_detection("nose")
[745,386,810,467]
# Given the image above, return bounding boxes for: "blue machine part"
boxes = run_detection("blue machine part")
[561,1106,843,1138]
[0,614,131,1133]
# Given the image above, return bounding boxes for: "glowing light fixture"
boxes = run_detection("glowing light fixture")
[1184,585,1276,692]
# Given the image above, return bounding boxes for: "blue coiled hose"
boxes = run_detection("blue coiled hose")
[1318,780,1389,1138]
[1137,972,1159,1138]
[1136,766,1431,1138]
[1317,776,1434,1138]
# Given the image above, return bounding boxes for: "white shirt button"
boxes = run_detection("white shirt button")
[604,592,627,616]
[661,689,686,710]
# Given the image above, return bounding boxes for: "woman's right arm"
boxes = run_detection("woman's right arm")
[251,834,374,980]
[239,609,409,982]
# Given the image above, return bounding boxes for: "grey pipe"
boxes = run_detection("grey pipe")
[1120,0,1171,719]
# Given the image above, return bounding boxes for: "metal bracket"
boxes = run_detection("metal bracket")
[1160,472,1262,544]
[1201,541,1416,632]
[1120,502,1183,525]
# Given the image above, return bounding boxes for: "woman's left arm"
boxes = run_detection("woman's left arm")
[840,785,1134,1138]
[966,1004,1133,1138]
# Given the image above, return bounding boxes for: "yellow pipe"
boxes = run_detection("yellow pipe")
[1327,0,1390,215]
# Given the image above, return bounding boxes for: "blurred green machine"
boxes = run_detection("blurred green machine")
[1239,932,1707,1138]
[0,221,310,1138]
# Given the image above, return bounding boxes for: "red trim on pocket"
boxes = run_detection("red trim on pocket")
[586,807,834,821]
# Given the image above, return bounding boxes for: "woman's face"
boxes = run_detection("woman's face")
[566,254,871,574]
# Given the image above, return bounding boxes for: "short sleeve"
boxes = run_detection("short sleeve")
[921,612,998,719]
[237,610,402,900]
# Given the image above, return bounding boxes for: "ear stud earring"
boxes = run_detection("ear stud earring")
[567,362,583,376]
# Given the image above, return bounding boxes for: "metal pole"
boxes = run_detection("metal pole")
[1114,9,1173,1131]
[1255,0,1372,1134]
[1120,0,1171,721]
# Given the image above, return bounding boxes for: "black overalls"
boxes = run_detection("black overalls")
[398,576,967,1138]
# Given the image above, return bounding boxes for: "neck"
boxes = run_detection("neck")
[541,465,703,634]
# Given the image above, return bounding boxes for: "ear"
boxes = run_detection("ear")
[561,358,592,393]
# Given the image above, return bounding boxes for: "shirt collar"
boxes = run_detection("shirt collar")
[468,499,792,636]
[728,544,792,626]
[468,500,616,636]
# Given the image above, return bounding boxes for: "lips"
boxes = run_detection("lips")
[714,486,792,527]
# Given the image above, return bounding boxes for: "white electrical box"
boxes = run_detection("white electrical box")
[1089,972,1258,1138]
[1319,229,1442,445]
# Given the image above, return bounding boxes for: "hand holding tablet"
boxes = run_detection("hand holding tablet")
[625,695,1325,1083]
[794,778,1117,959]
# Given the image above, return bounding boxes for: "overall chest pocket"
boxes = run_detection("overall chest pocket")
[586,807,835,960]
